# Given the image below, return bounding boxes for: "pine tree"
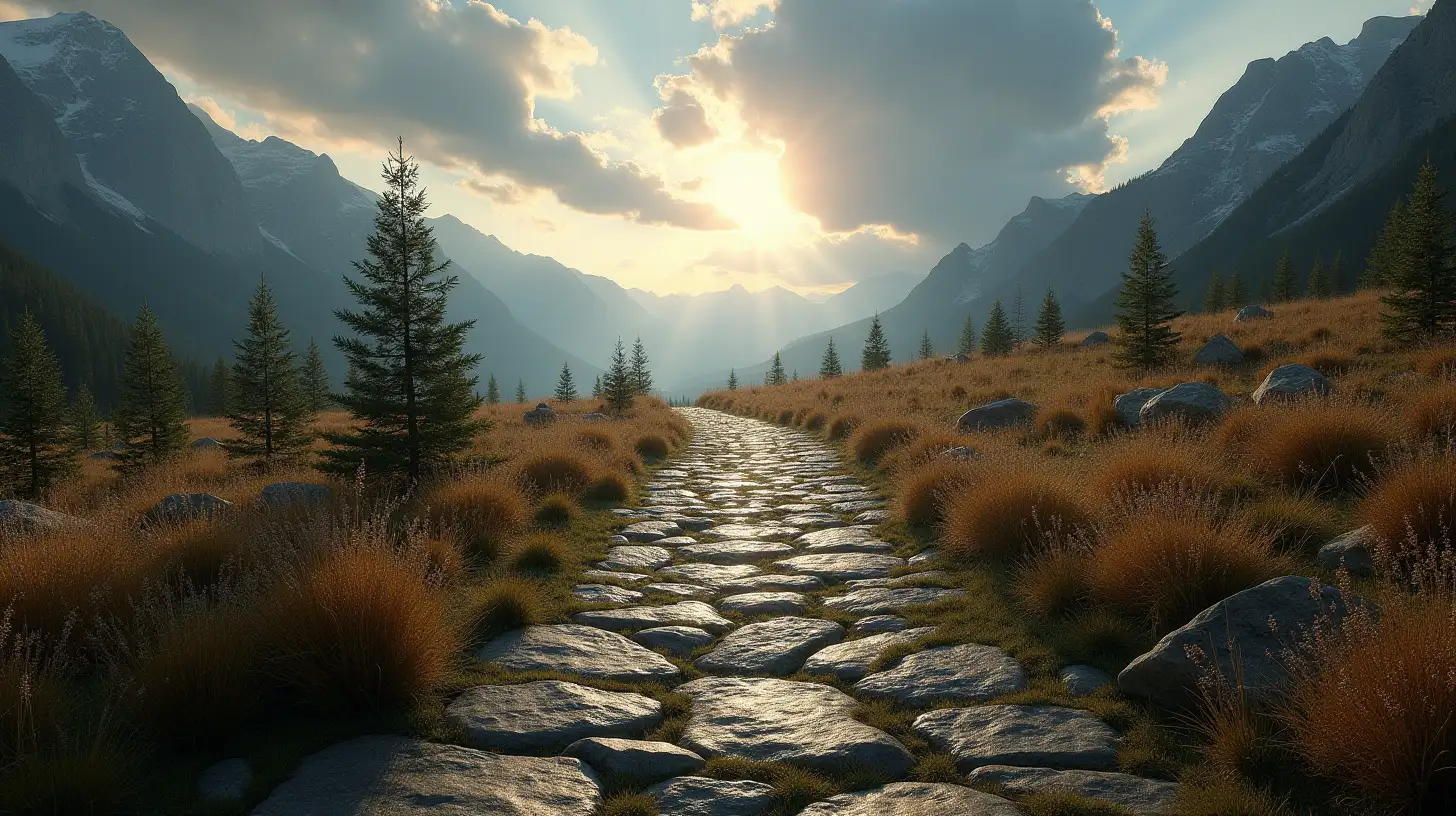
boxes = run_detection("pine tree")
[1272,251,1296,302]
[1306,257,1332,299]
[727,369,739,390]
[1204,271,1226,313]
[766,352,787,386]
[69,382,100,452]
[227,278,312,468]
[592,374,602,399]
[113,303,189,469]
[1011,286,1027,346]
[1331,251,1347,294]
[1364,198,1407,289]
[1113,211,1183,370]
[980,299,1015,356]
[0,312,75,496]
[1226,272,1249,307]
[486,374,500,405]
[516,380,527,404]
[861,314,891,371]
[819,336,842,379]
[603,338,635,415]
[207,356,231,416]
[321,141,483,483]
[958,314,977,355]
[1381,160,1456,344]
[1033,287,1065,349]
[554,361,578,402]
[300,337,331,413]
[791,370,799,382]
[918,331,934,360]
[629,337,653,395]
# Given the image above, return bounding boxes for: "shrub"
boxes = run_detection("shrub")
[465,577,544,641]
[1417,347,1456,379]
[0,730,139,816]
[1246,402,1395,493]
[574,427,617,452]
[598,793,659,816]
[131,605,263,747]
[851,420,921,465]
[584,471,632,503]
[896,460,977,528]
[1360,457,1456,551]
[942,469,1091,560]
[827,414,859,441]
[1237,494,1341,554]
[634,434,670,461]
[533,492,577,529]
[1015,791,1132,816]
[1211,406,1264,454]
[517,451,595,494]
[511,533,570,574]
[427,476,530,561]
[1406,384,1456,442]
[1035,406,1086,441]
[265,545,455,713]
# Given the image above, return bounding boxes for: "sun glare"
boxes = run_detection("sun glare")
[702,152,800,240]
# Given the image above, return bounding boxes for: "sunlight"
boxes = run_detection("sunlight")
[702,151,800,241]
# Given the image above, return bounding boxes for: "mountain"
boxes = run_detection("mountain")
[816,271,924,326]
[0,13,259,254]
[0,53,84,216]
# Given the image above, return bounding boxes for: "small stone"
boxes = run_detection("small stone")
[717,592,808,616]
[597,546,673,572]
[198,758,251,803]
[658,563,763,588]
[1138,382,1230,426]
[776,553,905,582]
[1253,363,1332,404]
[1235,304,1273,322]
[445,680,662,753]
[476,624,680,683]
[645,776,776,816]
[573,601,734,634]
[695,617,844,676]
[677,540,795,564]
[855,643,1027,705]
[969,766,1180,814]
[572,584,645,605]
[1317,526,1375,577]
[913,705,1122,773]
[582,569,653,584]
[800,628,936,681]
[1060,665,1113,697]
[644,582,714,598]
[1194,334,1244,366]
[1114,387,1165,428]
[1080,331,1110,346]
[852,615,909,635]
[260,482,333,506]
[632,626,716,657]
[563,738,704,787]
[798,782,1019,815]
[823,586,965,616]
[716,573,826,593]
[957,398,1037,431]
[621,520,684,542]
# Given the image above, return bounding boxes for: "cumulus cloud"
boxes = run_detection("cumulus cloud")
[661,0,1165,245]
[653,87,717,148]
[690,0,777,29]
[45,0,731,230]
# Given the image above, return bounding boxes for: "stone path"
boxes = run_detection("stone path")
[246,409,1178,814]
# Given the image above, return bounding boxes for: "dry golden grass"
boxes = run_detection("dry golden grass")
[0,527,151,647]
[533,492,578,530]
[1016,544,1091,620]
[941,466,1090,561]
[1418,346,1456,379]
[850,419,923,465]
[1243,401,1396,493]
[515,450,595,495]
[1236,494,1342,555]
[1405,383,1456,442]
[573,426,618,453]
[425,474,530,562]
[634,433,671,461]
[1089,436,1244,501]
[130,604,263,747]
[894,459,977,528]
[1359,456,1456,551]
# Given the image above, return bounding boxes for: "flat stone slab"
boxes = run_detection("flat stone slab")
[1060,665,1114,697]
[653,535,701,546]
[852,615,909,635]
[573,601,733,635]
[854,643,1027,705]
[677,540,796,565]
[823,586,964,616]
[830,500,886,513]
[717,591,809,616]
[645,776,776,816]
[678,677,915,778]
[582,570,653,584]
[659,563,763,588]
[644,582,715,598]
[782,513,844,528]
[563,738,704,787]
[854,510,889,524]
[445,680,661,753]
[632,626,716,657]
[695,617,844,676]
[776,553,905,582]
[598,546,673,572]
[476,625,680,683]
[799,782,1019,815]
[716,573,826,592]
[794,527,877,549]
[621,520,683,542]
[250,735,599,815]
[572,584,644,605]
[708,523,801,540]
[804,538,895,554]
[800,627,937,681]
[914,705,1122,772]
[967,766,1180,814]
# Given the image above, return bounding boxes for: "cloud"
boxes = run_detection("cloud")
[690,226,930,289]
[45,0,732,230]
[653,87,717,148]
[661,0,1165,245]
[690,0,777,29]
[458,176,528,205]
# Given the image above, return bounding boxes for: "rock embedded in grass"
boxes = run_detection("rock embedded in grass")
[445,680,662,753]
[563,738,705,787]
[643,582,714,598]
[822,586,964,616]
[1235,304,1273,321]
[716,573,826,593]
[632,625,716,656]
[1113,387,1166,428]
[573,601,734,634]
[259,482,333,506]
[571,584,645,605]
[957,397,1038,431]
[799,627,937,681]
[677,540,795,564]
[798,782,1020,815]
[776,553,906,582]
[597,545,673,571]
[1137,382,1230,425]
[1080,330,1110,346]
[694,616,844,676]
[707,522,802,540]
[913,705,1122,773]
[854,509,890,524]
[621,520,684,541]
[1059,665,1114,697]
[659,563,763,588]
[476,624,681,683]
[1252,363,1332,404]
[854,643,1027,705]
[851,615,910,634]
[0,499,91,532]
[147,492,233,523]
[1193,333,1244,366]
[644,776,776,816]
[716,591,809,616]
[966,766,1180,813]
[1316,526,1375,576]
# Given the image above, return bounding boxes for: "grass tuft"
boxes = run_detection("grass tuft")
[850,420,921,465]
[942,467,1091,561]
[1360,456,1456,551]
[894,460,976,528]
[517,451,595,495]
[533,492,578,529]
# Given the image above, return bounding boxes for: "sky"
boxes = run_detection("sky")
[1,0,1434,296]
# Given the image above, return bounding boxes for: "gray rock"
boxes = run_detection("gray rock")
[644,582,715,598]
[799,782,1020,815]
[524,403,556,425]
[717,591,809,616]
[1138,382,1230,425]
[677,517,717,532]
[563,738,704,786]
[952,353,973,362]
[583,412,608,421]
[571,584,644,605]
[852,615,910,635]
[250,735,600,815]
[606,534,630,545]
[1235,304,1273,322]
[1317,526,1376,577]
[795,527,876,548]
[190,437,224,451]
[597,545,673,572]
[1080,331,1110,347]
[476,625,680,683]
[782,512,845,528]
[716,573,826,593]
[260,482,333,507]
[776,553,905,582]
[653,535,701,546]
[708,523,801,540]
[198,757,251,803]
[914,705,1122,772]
[678,677,915,778]
[906,549,938,566]
[957,398,1037,432]
[854,509,890,524]
[621,520,684,542]
[445,680,661,753]
[1060,665,1114,697]
[658,563,763,588]
[677,540,795,564]
[938,445,981,462]
[582,569,653,584]
[0,500,90,533]
[800,627,937,681]
[1194,334,1244,366]
[967,766,1180,814]
[855,643,1027,705]
[1114,388,1166,428]
[1118,575,1349,709]
[1252,363,1332,404]
[694,617,844,676]
[645,776,776,816]
[147,492,232,522]
[830,499,887,513]
[632,626,716,657]
[574,601,734,635]
[823,586,965,616]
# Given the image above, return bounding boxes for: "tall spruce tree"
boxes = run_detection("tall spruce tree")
[322,141,483,483]
[207,357,230,416]
[1113,211,1182,370]
[629,337,653,395]
[958,314,977,356]
[819,336,842,378]
[918,331,934,360]
[0,312,75,496]
[980,299,1015,356]
[1227,272,1249,307]
[69,382,100,452]
[766,352,787,386]
[591,374,602,399]
[113,303,189,469]
[554,361,578,402]
[227,278,313,468]
[727,369,739,390]
[862,315,891,371]
[1272,251,1296,302]
[1033,287,1065,349]
[1307,258,1332,299]
[1011,286,1027,346]
[603,338,634,415]
[516,380,527,404]
[1204,271,1226,313]
[300,337,331,413]
[486,374,500,405]
[1381,160,1456,344]
[1364,198,1408,289]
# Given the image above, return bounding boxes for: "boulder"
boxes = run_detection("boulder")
[1138,382,1230,425]
[1252,363,1332,404]
[260,482,334,507]
[913,705,1122,773]
[957,398,1037,432]
[1060,665,1114,697]
[799,783,1019,815]
[574,601,734,635]
[147,493,232,523]
[197,758,252,804]
[1118,576,1350,709]
[476,625,680,683]
[953,353,972,362]
[966,766,1180,814]
[694,617,844,676]
[854,643,1028,705]
[717,591,809,616]
[444,680,662,753]
[1193,334,1244,366]
[800,627,936,682]
[1235,304,1273,322]
[822,586,965,616]
[0,500,90,533]
[632,626,716,657]
[645,776,776,816]
[563,738,704,787]
[677,677,915,778]
[1317,526,1375,577]
[1114,387,1165,428]
[524,403,556,425]
[249,735,600,815]
[190,437,224,451]
[1080,331,1110,347]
